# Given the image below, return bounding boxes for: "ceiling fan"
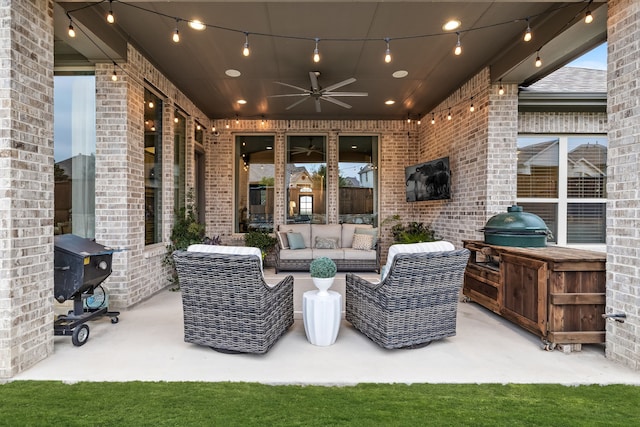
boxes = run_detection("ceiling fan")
[290,138,322,156]
[270,71,368,112]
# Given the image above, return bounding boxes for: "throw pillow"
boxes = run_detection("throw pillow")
[315,236,339,249]
[354,227,378,249]
[277,231,289,249]
[287,232,306,250]
[352,233,374,251]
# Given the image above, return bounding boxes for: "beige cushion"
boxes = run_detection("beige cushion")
[341,224,373,248]
[352,233,374,250]
[354,227,378,248]
[278,248,313,260]
[311,249,344,260]
[342,248,377,260]
[279,224,311,248]
[312,224,342,247]
[187,244,263,271]
[382,241,455,280]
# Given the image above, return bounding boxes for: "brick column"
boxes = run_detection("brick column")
[605,0,640,370]
[0,0,54,378]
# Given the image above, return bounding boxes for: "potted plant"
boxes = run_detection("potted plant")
[244,229,278,261]
[309,256,337,296]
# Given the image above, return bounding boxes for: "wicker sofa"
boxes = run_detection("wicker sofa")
[275,223,380,273]
[173,244,294,354]
[346,242,470,349]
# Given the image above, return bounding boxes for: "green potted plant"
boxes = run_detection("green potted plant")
[244,229,278,260]
[309,256,337,296]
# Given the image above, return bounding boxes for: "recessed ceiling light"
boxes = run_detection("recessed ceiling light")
[225,69,241,77]
[351,145,358,149]
[392,70,408,78]
[266,146,273,150]
[188,20,206,31]
[443,19,461,31]
[237,99,247,105]
[385,100,395,105]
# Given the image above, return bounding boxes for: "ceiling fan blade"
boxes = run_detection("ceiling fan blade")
[309,72,320,91]
[286,97,310,110]
[268,93,310,98]
[315,98,322,112]
[322,96,352,109]
[323,91,368,97]
[274,81,311,93]
[321,77,356,93]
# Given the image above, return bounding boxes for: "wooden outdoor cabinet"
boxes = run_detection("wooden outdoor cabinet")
[463,240,606,349]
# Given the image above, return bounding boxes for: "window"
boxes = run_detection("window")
[173,109,187,213]
[286,135,327,224]
[194,122,206,224]
[338,135,378,225]
[517,135,607,247]
[144,89,163,245]
[235,135,275,232]
[54,74,96,238]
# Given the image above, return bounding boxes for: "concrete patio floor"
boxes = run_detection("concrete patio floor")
[14,271,640,385]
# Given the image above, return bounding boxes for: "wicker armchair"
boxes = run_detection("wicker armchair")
[173,250,294,353]
[346,248,470,349]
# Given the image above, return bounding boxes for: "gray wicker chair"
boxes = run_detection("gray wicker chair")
[346,249,470,349]
[173,250,294,354]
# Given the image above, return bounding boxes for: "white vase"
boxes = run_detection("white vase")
[312,277,334,296]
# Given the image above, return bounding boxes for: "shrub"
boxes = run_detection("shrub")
[391,221,437,244]
[310,257,337,278]
[244,230,278,259]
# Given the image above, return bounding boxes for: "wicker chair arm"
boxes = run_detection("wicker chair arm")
[346,272,384,291]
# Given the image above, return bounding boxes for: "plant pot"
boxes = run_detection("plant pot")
[312,277,335,296]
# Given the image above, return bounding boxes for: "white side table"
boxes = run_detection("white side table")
[302,290,341,346]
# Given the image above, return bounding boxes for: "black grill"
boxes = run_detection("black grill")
[54,235,120,346]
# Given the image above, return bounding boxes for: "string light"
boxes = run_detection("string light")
[523,18,532,42]
[431,113,435,125]
[173,20,180,43]
[261,116,265,126]
[585,11,593,24]
[313,38,320,63]
[235,115,240,124]
[407,114,411,124]
[111,62,117,81]
[447,108,452,120]
[417,118,421,125]
[148,101,154,109]
[242,32,250,57]
[68,20,76,38]
[384,38,392,63]
[498,79,504,95]
[211,124,216,132]
[106,0,115,24]
[535,50,542,67]
[469,97,475,112]
[454,32,462,56]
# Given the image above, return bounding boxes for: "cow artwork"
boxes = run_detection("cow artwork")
[405,157,451,202]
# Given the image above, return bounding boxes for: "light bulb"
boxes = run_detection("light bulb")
[174,117,179,123]
[384,39,391,63]
[499,85,504,95]
[313,38,320,63]
[173,29,180,43]
[243,33,250,57]
[196,124,201,130]
[148,101,154,109]
[68,21,75,38]
[524,27,532,42]
[106,1,114,24]
[417,119,421,125]
[431,113,435,125]
[585,10,593,24]
[535,53,542,68]
[447,108,452,120]
[470,103,475,113]
[111,72,117,82]
[211,125,216,132]
[454,33,462,56]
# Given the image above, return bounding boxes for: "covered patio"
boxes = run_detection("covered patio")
[15,271,640,384]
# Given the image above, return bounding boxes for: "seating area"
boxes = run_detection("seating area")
[275,223,380,273]
[173,241,470,353]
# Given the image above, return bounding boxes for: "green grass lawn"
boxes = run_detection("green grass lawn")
[1,382,638,426]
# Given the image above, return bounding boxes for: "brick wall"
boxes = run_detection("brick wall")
[606,0,640,370]
[205,120,419,259]
[0,0,54,378]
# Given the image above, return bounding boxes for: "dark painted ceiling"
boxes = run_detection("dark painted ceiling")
[56,1,607,121]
